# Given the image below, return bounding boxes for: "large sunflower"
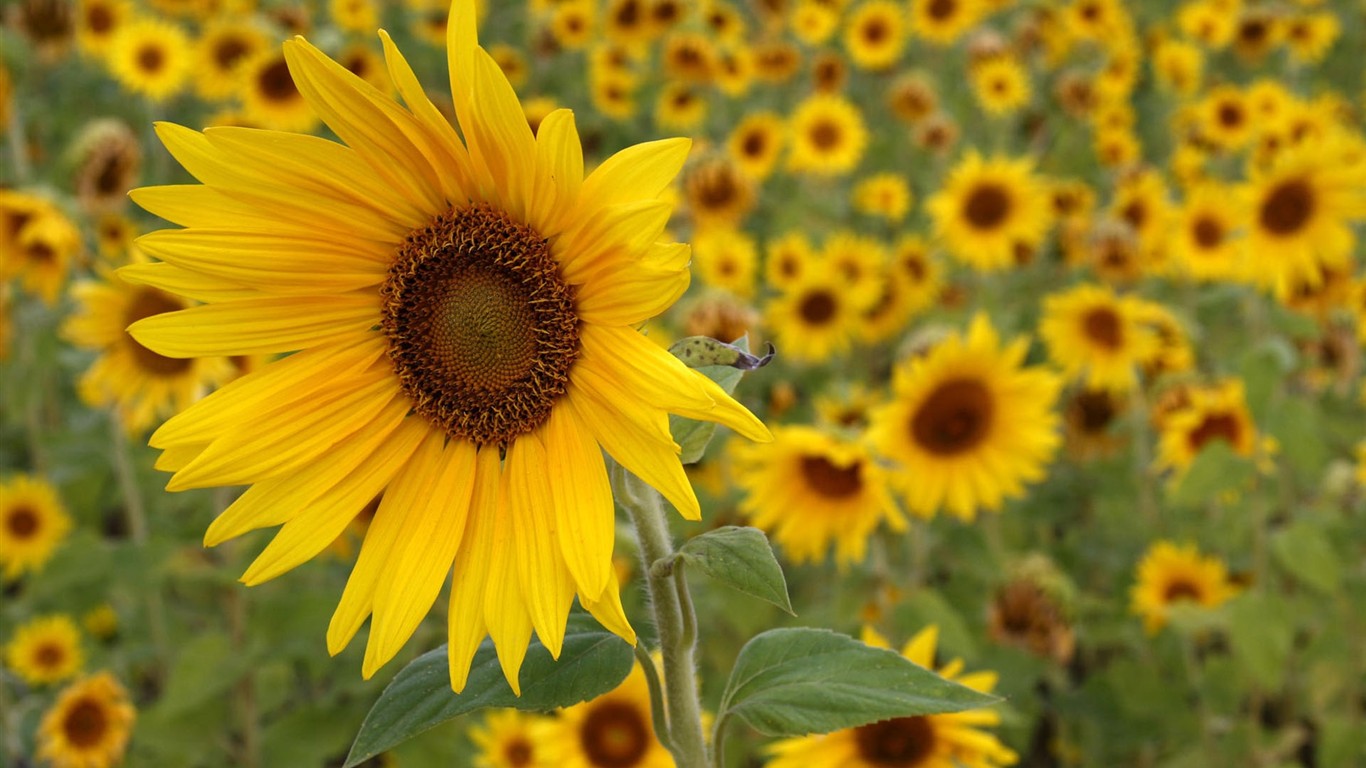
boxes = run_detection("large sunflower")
[1130,541,1238,634]
[927,152,1050,272]
[869,314,1061,521]
[0,474,73,581]
[732,425,904,568]
[38,672,137,768]
[124,0,768,694]
[767,625,1017,768]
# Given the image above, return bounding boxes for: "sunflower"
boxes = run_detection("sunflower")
[684,157,753,228]
[543,655,673,768]
[752,41,801,83]
[1151,38,1203,97]
[1285,12,1340,64]
[1196,85,1254,153]
[727,111,785,181]
[869,314,1062,521]
[810,52,846,94]
[713,46,754,97]
[83,605,120,640]
[94,213,136,260]
[72,118,142,214]
[125,0,769,694]
[654,81,707,132]
[787,93,868,176]
[927,152,1050,272]
[763,229,814,291]
[692,227,757,299]
[822,230,887,308]
[987,555,1076,664]
[0,474,73,581]
[63,261,235,435]
[909,0,982,46]
[75,0,130,58]
[1171,183,1244,282]
[590,71,638,120]
[3,194,82,306]
[765,260,867,364]
[191,18,267,101]
[1110,169,1171,269]
[734,426,903,567]
[549,1,595,50]
[108,17,192,101]
[844,0,905,71]
[1242,139,1364,301]
[768,625,1017,768]
[1061,387,1122,460]
[1130,541,1238,634]
[5,615,84,686]
[971,56,1031,116]
[1154,379,1257,474]
[37,672,137,768]
[790,0,839,46]
[852,173,912,222]
[337,41,391,92]
[330,0,378,33]
[1134,299,1194,378]
[1039,284,1160,394]
[890,235,942,316]
[238,48,320,132]
[886,71,938,124]
[471,709,553,768]
[604,0,655,49]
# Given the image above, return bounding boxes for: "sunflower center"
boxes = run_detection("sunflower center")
[35,642,65,668]
[1082,307,1123,350]
[741,131,766,158]
[86,4,112,33]
[1192,216,1223,249]
[911,378,994,456]
[1073,390,1115,433]
[63,698,109,748]
[124,288,194,376]
[798,290,837,325]
[213,37,250,70]
[382,204,578,447]
[1216,102,1243,129]
[1163,579,1202,604]
[1187,412,1241,452]
[854,715,937,767]
[1258,178,1314,236]
[963,183,1010,230]
[259,58,299,102]
[800,455,863,499]
[809,119,842,151]
[580,701,649,768]
[927,0,956,21]
[863,18,888,43]
[503,736,534,767]
[6,506,39,538]
[136,44,165,74]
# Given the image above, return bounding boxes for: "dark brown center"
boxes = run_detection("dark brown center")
[854,715,937,767]
[800,455,863,499]
[63,699,109,748]
[35,642,65,668]
[1072,390,1115,432]
[381,204,578,447]
[1192,216,1223,249]
[1217,102,1243,128]
[963,183,1010,230]
[124,289,194,376]
[1083,307,1123,350]
[258,58,300,103]
[797,290,837,325]
[580,701,649,768]
[213,36,250,69]
[741,130,766,158]
[1187,412,1241,452]
[809,119,841,151]
[1258,178,1313,236]
[136,44,165,74]
[911,378,994,456]
[927,0,956,22]
[503,736,534,767]
[1163,579,1202,603]
[6,506,39,538]
[86,3,112,33]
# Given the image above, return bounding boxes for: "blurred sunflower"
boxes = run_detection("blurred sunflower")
[75,0,130,58]
[1197,85,1254,152]
[684,156,754,228]
[765,261,866,364]
[1171,183,1244,282]
[727,111,785,180]
[928,152,1050,272]
[1062,388,1123,461]
[971,56,1031,116]
[5,615,84,686]
[654,81,707,132]
[790,0,840,46]
[1154,379,1257,474]
[692,227,757,299]
[125,0,768,693]
[763,230,814,291]
[0,192,82,305]
[821,230,886,309]
[870,314,1062,521]
[768,625,1017,768]
[194,17,269,101]
[844,0,905,71]
[733,425,903,567]
[1039,283,1160,394]
[787,93,868,176]
[1130,541,1238,634]
[852,173,912,222]
[238,48,320,132]
[330,0,379,33]
[542,655,673,768]
[38,672,137,768]
[890,235,942,316]
[0,474,73,581]
[71,119,142,214]
[909,0,981,46]
[108,17,192,101]
[472,709,553,768]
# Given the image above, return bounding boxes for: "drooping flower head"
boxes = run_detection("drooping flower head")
[125,0,768,693]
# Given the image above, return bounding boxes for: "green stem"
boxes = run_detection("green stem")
[1180,633,1218,765]
[634,644,674,754]
[110,420,170,681]
[613,463,709,768]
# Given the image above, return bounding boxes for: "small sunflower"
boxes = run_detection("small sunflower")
[733,425,904,567]
[821,230,887,309]
[1152,38,1203,97]
[654,81,707,132]
[1154,379,1257,474]
[692,227,758,299]
[194,17,269,100]
[1,193,82,306]
[971,56,1031,116]
[768,625,1017,768]
[928,152,1051,272]
[987,555,1076,665]
[869,314,1062,521]
[1130,541,1238,634]
[543,655,673,768]
[890,235,943,316]
[471,709,553,768]
[1039,283,1161,394]
[1285,11,1340,64]
[909,0,982,46]
[1197,85,1255,152]
[38,672,137,768]
[1171,183,1244,282]
[5,615,84,686]
[0,474,73,581]
[727,111,785,180]
[329,0,378,33]
[684,157,754,228]
[765,260,867,364]
[787,93,868,176]
[886,71,938,124]
[790,0,840,46]
[763,229,814,291]
[75,0,130,58]
[844,0,905,71]
[852,173,912,222]
[752,41,801,84]
[108,17,192,101]
[238,48,320,132]
[548,1,595,50]
[71,118,142,214]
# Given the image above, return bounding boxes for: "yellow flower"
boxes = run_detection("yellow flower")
[1152,38,1203,97]
[889,235,943,317]
[727,111,785,181]
[108,17,192,101]
[870,315,1061,521]
[768,625,1018,768]
[1039,283,1161,394]
[971,56,1031,115]
[543,655,675,768]
[734,425,904,568]
[125,0,769,694]
[927,152,1051,272]
[909,0,982,46]
[471,709,554,768]
[790,0,839,46]
[844,0,906,71]
[684,157,754,228]
[1171,183,1245,282]
[763,230,814,291]
[238,48,320,132]
[1285,11,1340,64]
[75,0,131,59]
[0,191,82,305]
[38,672,137,768]
[853,173,912,222]
[330,0,379,33]
[1130,541,1238,634]
[5,615,84,686]
[0,474,73,581]
[1155,379,1257,474]
[765,260,867,365]
[787,93,868,176]
[692,227,758,299]
[654,81,707,132]
[83,604,120,640]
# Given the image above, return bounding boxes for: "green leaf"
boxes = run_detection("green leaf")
[1238,341,1293,422]
[716,628,1000,738]
[1267,399,1329,483]
[668,336,766,464]
[1228,591,1294,690]
[345,617,633,767]
[676,526,794,615]
[1271,521,1341,593]
[1169,442,1254,507]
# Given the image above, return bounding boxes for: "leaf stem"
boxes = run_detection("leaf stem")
[613,463,709,768]
[110,419,169,683]
[634,644,674,753]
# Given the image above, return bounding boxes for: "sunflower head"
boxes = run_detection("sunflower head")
[1130,541,1239,634]
[5,614,84,686]
[38,672,137,768]
[0,474,73,581]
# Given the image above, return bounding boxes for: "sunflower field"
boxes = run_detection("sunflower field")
[2,0,1365,766]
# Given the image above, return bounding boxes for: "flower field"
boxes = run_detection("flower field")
[2,0,1364,767]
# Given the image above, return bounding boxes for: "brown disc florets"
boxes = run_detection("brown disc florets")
[381,204,579,446]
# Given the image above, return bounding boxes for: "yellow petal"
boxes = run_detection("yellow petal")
[133,186,382,244]
[128,293,381,358]
[445,0,479,150]
[239,416,428,586]
[506,432,575,660]
[558,199,673,285]
[362,437,477,677]
[117,261,264,303]
[136,229,387,295]
[672,370,772,444]
[903,625,939,668]
[528,109,583,237]
[575,244,690,326]
[578,137,691,211]
[482,466,533,695]
[378,29,473,205]
[447,446,500,692]
[461,49,536,220]
[579,324,715,412]
[579,568,636,645]
[543,405,615,600]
